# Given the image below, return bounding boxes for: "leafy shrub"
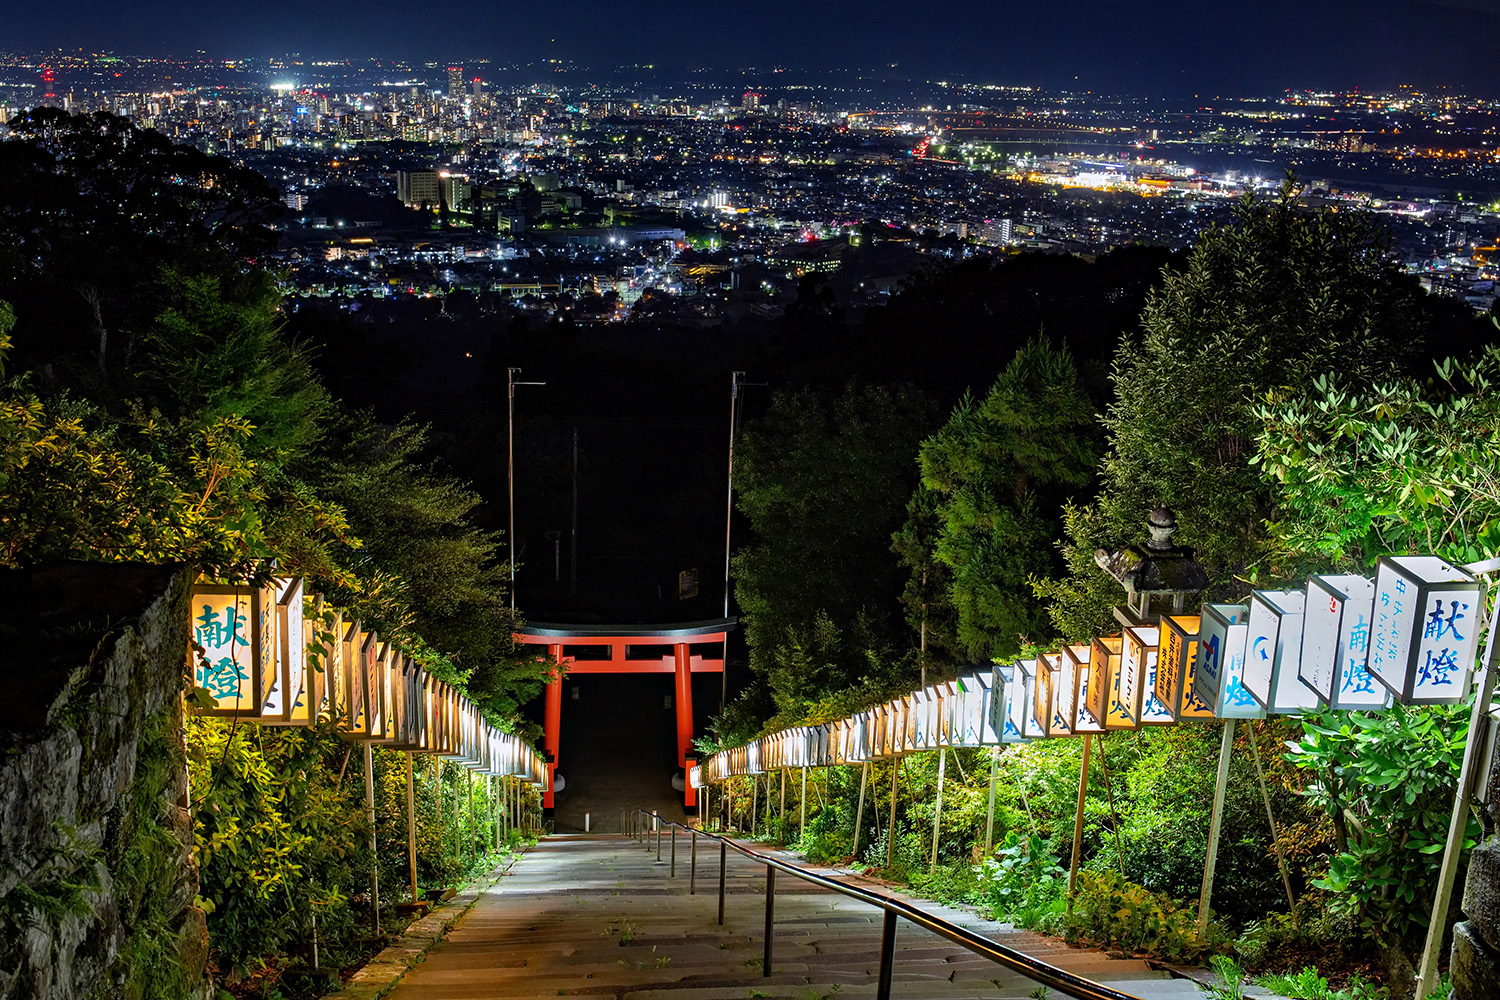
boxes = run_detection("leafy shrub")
[1052,870,1229,962]
[1284,705,1476,949]
[906,859,983,908]
[1233,898,1361,971]
[978,832,1066,927]
[1254,966,1391,1000]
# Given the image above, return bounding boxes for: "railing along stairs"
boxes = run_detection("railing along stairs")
[623,807,1150,1000]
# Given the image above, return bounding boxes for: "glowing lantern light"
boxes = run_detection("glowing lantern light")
[1157,614,1214,721]
[1124,625,1174,725]
[1194,603,1264,719]
[1087,635,1136,730]
[1063,643,1104,734]
[188,580,277,716]
[1369,556,1481,705]
[1300,575,1389,710]
[1037,651,1072,738]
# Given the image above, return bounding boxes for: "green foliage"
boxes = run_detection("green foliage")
[1257,967,1341,999]
[1283,704,1477,948]
[302,411,551,718]
[1232,898,1361,971]
[978,832,1067,926]
[1041,184,1428,638]
[186,719,364,977]
[732,383,932,722]
[903,340,1099,660]
[1254,347,1500,571]
[1053,870,1229,962]
[0,822,103,928]
[906,859,984,909]
[1204,956,1248,1000]
[186,718,519,985]
[1254,966,1390,1000]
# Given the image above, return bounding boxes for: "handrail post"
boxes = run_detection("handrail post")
[670,825,677,878]
[717,841,727,925]
[655,812,662,862]
[876,908,897,1000]
[762,865,775,977]
[690,829,698,895]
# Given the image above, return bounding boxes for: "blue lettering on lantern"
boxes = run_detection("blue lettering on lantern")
[1418,648,1460,687]
[195,655,247,699]
[1425,599,1469,642]
[195,604,248,649]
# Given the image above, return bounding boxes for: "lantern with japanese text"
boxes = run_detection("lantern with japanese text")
[188,580,277,717]
[1300,575,1388,710]
[1089,636,1138,730]
[1157,614,1214,721]
[1194,603,1264,719]
[1063,644,1104,734]
[1368,556,1482,705]
[1125,625,1175,725]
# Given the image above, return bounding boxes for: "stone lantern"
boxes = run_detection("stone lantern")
[1094,507,1210,627]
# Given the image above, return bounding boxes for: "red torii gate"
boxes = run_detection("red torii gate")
[515,619,735,815]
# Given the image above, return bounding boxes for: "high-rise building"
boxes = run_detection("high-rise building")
[472,78,484,101]
[741,91,762,111]
[447,67,463,101]
[397,169,442,209]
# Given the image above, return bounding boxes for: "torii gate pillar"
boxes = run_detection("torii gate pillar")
[543,643,563,815]
[674,642,696,808]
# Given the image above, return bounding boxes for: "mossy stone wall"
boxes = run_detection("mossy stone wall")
[0,564,209,1000]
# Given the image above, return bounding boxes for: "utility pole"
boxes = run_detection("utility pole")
[570,426,579,596]
[507,368,545,611]
[722,371,744,713]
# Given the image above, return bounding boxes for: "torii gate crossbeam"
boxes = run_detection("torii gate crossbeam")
[515,619,735,816]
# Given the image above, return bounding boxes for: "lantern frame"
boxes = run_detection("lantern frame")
[188,580,276,717]
[1124,625,1174,726]
[1369,555,1482,706]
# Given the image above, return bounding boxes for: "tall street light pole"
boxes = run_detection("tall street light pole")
[508,367,546,611]
[721,371,744,713]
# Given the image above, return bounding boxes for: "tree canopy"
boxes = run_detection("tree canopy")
[1039,184,1438,639]
[724,382,932,736]
[900,339,1100,662]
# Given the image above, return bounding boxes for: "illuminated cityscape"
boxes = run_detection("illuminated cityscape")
[6,20,1500,1000]
[3,52,1497,320]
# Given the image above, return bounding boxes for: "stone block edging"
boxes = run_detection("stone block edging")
[323,851,526,1000]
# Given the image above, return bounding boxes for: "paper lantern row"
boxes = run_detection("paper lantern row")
[188,577,546,784]
[700,555,1482,782]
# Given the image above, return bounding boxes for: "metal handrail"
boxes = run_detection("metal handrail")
[626,807,1146,1000]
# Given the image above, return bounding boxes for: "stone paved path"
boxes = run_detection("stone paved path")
[383,833,1209,1000]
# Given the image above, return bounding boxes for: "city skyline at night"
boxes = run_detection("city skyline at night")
[7,0,1500,97]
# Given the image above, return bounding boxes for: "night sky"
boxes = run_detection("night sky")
[11,0,1500,96]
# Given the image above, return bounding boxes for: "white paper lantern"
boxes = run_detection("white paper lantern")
[1300,575,1389,710]
[1194,603,1265,719]
[1246,590,1320,715]
[1369,556,1482,705]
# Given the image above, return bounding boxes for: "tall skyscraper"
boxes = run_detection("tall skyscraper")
[472,77,484,101]
[448,67,463,101]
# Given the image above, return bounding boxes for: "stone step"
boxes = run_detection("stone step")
[380,834,1201,1000]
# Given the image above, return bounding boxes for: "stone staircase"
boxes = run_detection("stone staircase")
[384,833,1208,1000]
